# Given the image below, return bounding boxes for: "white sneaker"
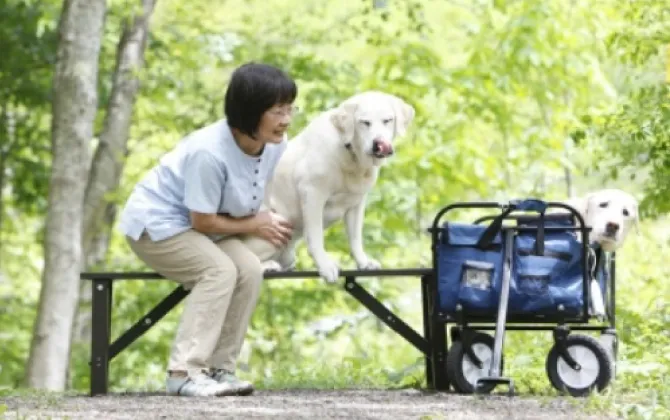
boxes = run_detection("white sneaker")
[209,369,254,396]
[166,371,238,397]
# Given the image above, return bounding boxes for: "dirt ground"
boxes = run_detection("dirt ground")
[1,389,619,419]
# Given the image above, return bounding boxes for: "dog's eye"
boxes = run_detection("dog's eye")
[383,118,393,125]
[599,202,609,208]
[360,120,371,127]
[622,208,629,217]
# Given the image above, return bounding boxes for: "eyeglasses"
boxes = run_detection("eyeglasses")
[268,105,300,118]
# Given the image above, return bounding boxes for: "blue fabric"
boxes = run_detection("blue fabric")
[436,213,594,317]
[436,223,503,314]
[510,198,548,213]
[510,219,584,315]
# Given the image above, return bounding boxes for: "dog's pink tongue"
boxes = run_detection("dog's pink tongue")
[378,141,392,155]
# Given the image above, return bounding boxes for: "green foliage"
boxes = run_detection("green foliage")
[0,0,57,103]
[0,0,59,391]
[0,0,57,217]
[597,84,669,216]
[578,0,670,216]
[0,0,668,418]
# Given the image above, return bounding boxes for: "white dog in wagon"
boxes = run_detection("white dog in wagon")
[563,188,639,317]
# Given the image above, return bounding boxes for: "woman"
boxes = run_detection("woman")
[118,62,296,397]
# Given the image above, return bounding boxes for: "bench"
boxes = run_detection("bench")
[80,268,450,396]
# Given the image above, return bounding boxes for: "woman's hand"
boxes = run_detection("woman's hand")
[253,210,293,247]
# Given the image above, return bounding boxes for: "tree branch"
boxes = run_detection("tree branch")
[82,0,158,262]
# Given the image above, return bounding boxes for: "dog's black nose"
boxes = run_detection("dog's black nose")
[372,141,381,153]
[605,222,619,234]
[372,138,393,156]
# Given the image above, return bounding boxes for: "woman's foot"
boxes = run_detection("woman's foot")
[209,369,255,396]
[166,370,239,397]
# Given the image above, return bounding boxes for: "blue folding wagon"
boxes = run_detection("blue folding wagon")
[429,199,618,397]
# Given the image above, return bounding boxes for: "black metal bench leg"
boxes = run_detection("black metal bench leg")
[90,278,112,396]
[428,274,449,391]
[108,286,188,360]
[344,276,429,354]
[421,275,434,389]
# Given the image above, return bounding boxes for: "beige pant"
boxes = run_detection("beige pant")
[127,229,263,376]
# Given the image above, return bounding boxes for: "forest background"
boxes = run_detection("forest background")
[0,0,668,418]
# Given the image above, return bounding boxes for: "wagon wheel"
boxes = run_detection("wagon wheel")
[545,334,614,397]
[446,332,503,394]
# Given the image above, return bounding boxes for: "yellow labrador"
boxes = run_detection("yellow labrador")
[562,188,639,317]
[243,91,415,282]
[564,188,639,252]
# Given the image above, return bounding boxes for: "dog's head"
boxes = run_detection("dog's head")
[330,91,415,167]
[567,188,639,252]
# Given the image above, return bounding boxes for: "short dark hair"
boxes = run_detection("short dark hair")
[224,62,297,138]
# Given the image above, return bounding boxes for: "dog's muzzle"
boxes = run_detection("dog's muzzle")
[372,138,394,158]
[604,222,620,237]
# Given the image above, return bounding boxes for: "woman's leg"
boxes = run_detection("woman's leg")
[126,229,241,396]
[208,237,264,374]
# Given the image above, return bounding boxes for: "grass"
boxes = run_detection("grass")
[253,357,427,390]
[250,356,668,419]
[1,341,667,419]
[0,387,74,420]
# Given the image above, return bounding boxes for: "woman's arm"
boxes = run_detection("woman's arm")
[190,211,260,235]
[192,211,292,247]
[181,149,262,235]
[182,148,291,243]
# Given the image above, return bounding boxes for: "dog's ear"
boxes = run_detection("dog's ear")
[565,193,592,222]
[389,95,415,137]
[330,100,358,145]
[331,104,356,145]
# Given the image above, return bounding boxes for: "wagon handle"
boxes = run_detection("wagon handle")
[475,199,549,253]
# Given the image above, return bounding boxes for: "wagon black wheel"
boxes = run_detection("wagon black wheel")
[446,332,502,394]
[546,334,613,397]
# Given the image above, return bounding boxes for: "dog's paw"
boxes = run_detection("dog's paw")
[356,255,381,271]
[591,303,606,319]
[317,257,340,284]
[261,260,283,273]
[277,250,296,272]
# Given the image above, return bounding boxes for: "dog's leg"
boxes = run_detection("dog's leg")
[275,237,299,271]
[590,279,606,319]
[344,197,381,270]
[299,186,339,283]
[276,250,296,271]
[261,260,283,272]
[242,235,283,273]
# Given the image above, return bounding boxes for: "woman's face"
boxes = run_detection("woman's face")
[256,103,297,144]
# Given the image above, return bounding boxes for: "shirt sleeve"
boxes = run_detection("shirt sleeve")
[182,150,226,214]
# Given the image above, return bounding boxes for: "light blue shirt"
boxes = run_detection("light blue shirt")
[118,119,287,242]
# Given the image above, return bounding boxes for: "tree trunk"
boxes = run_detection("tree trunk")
[564,165,574,198]
[82,0,156,255]
[25,0,107,391]
[0,104,9,257]
[72,0,157,349]
[0,104,18,258]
